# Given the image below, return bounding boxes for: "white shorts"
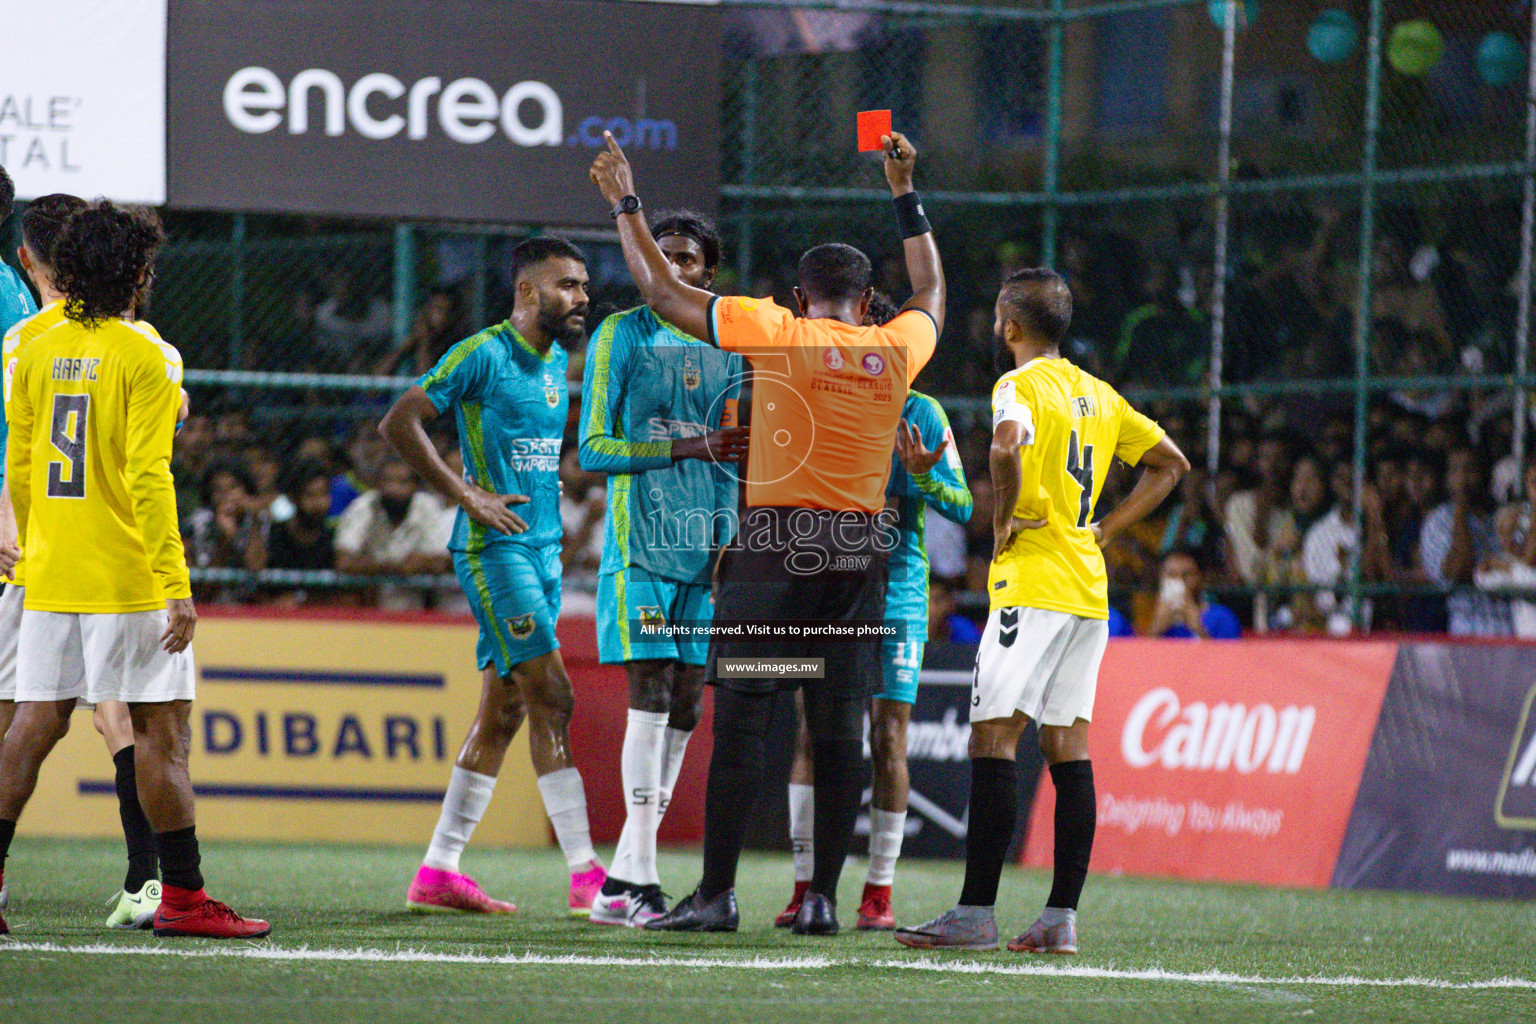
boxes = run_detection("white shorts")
[0,584,22,700]
[16,608,196,704]
[971,607,1108,727]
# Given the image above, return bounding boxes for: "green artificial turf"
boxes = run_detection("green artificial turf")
[1,838,1533,1024]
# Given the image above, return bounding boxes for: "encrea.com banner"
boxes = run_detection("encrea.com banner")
[166,0,720,224]
[1023,640,1396,889]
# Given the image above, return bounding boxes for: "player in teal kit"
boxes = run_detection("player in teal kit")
[381,237,608,916]
[579,212,749,926]
[777,372,972,930]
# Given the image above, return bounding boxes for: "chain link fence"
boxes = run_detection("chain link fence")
[26,0,1529,633]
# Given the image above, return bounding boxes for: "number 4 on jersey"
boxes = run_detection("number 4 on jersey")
[48,393,89,499]
[1066,428,1094,529]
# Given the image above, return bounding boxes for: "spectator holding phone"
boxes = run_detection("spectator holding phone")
[1145,549,1241,639]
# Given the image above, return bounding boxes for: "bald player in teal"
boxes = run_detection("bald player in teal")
[381,237,608,919]
[579,211,749,927]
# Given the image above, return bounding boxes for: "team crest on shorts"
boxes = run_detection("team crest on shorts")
[507,613,537,640]
[638,606,666,626]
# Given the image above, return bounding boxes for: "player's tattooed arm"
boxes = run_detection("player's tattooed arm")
[989,419,1045,562]
[1093,435,1191,550]
[589,133,715,344]
[380,387,529,536]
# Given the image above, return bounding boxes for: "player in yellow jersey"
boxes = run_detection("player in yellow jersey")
[0,193,170,929]
[0,201,268,939]
[897,268,1188,955]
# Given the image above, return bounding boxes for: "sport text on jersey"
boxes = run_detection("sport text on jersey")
[507,437,560,472]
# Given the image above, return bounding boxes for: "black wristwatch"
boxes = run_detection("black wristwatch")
[610,194,642,218]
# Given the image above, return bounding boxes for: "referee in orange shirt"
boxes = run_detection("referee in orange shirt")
[591,129,944,934]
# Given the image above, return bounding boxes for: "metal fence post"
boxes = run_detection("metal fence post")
[735,57,759,291]
[393,222,416,351]
[1513,1,1536,479]
[1348,0,1385,630]
[230,213,246,370]
[1041,0,1064,270]
[1207,0,1237,477]
[471,233,489,328]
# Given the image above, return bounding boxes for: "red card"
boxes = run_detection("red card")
[857,110,892,153]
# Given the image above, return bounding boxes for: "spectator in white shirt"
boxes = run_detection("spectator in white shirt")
[335,458,452,611]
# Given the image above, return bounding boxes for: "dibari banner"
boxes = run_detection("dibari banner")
[1,0,167,203]
[1023,640,1396,889]
[1333,643,1536,899]
[166,0,721,223]
[23,610,547,847]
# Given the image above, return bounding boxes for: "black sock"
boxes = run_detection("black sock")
[1046,759,1096,911]
[958,757,1017,908]
[113,746,159,892]
[155,826,204,892]
[808,735,863,901]
[0,818,15,874]
[698,689,773,901]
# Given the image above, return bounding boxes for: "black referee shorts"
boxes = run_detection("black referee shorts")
[706,506,891,699]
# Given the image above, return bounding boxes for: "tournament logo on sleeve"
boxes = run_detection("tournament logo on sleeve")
[860,353,886,376]
[823,349,845,371]
[507,613,537,640]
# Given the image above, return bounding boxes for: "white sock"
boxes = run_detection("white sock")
[536,767,598,870]
[865,808,907,887]
[657,726,692,821]
[610,709,668,886]
[423,766,497,873]
[788,782,815,883]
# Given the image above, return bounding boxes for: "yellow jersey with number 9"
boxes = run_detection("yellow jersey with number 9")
[2,300,67,588]
[6,315,191,612]
[988,357,1163,618]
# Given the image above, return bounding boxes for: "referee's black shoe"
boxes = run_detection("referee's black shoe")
[790,891,839,935]
[642,887,739,932]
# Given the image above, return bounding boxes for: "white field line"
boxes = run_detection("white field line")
[2,941,1534,992]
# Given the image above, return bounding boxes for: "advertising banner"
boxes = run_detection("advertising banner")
[166,0,721,223]
[1,0,166,203]
[23,609,547,847]
[1333,643,1536,899]
[1022,640,1396,888]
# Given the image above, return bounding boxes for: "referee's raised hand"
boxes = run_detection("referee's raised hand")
[589,131,636,207]
[881,130,917,195]
[460,482,530,535]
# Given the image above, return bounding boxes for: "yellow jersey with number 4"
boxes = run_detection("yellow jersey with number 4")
[988,357,1163,618]
[6,315,191,612]
[2,300,67,588]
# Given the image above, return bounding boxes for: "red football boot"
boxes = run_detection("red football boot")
[774,880,811,928]
[152,886,272,939]
[855,883,896,931]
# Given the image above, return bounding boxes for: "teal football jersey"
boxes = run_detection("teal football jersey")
[884,390,971,632]
[419,321,568,554]
[0,261,39,485]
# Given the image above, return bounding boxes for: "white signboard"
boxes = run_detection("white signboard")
[2,0,166,203]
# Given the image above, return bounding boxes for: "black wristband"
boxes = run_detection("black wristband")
[893,191,931,239]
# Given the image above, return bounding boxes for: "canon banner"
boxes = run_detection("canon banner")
[166,0,720,223]
[1333,643,1536,899]
[1023,640,1396,889]
[2,0,167,203]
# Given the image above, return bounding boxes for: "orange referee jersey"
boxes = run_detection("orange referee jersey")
[707,295,937,512]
